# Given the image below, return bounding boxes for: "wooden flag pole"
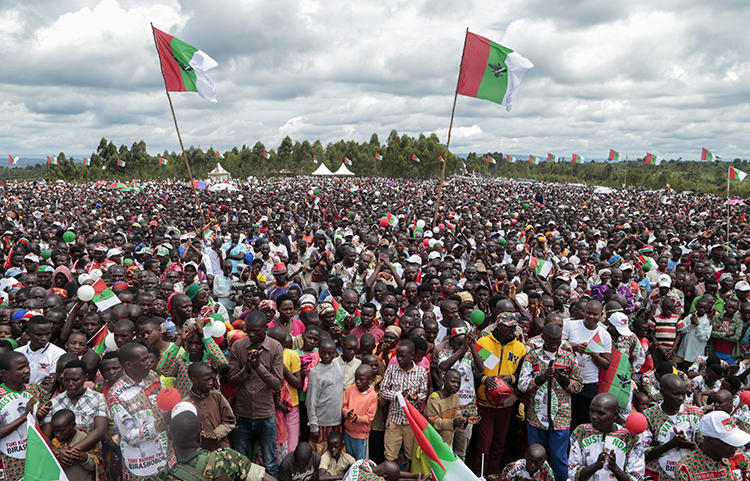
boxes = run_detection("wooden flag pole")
[432,27,469,228]
[150,22,206,226]
[727,166,731,247]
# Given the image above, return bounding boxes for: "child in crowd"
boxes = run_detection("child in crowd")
[184,362,236,450]
[319,431,356,479]
[337,334,362,388]
[306,339,343,455]
[50,409,100,481]
[424,369,465,446]
[342,364,378,460]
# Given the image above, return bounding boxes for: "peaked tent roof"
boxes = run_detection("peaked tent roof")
[209,163,230,175]
[333,163,355,176]
[311,163,334,176]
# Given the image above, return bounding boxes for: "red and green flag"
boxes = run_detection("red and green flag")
[529,256,552,278]
[263,151,271,159]
[116,158,125,167]
[585,332,608,354]
[701,148,716,162]
[473,341,500,369]
[729,166,747,182]
[487,155,497,164]
[89,325,109,355]
[91,279,121,311]
[152,26,218,102]
[24,414,70,481]
[412,153,421,163]
[47,155,57,165]
[313,154,318,164]
[344,157,352,166]
[457,31,534,111]
[598,351,631,409]
[505,154,513,163]
[644,152,661,165]
[375,152,383,160]
[547,153,555,163]
[216,151,223,159]
[571,153,584,163]
[8,154,18,165]
[608,149,620,161]
[528,155,540,164]
[159,156,167,165]
[440,155,445,164]
[82,157,89,166]
[397,393,480,481]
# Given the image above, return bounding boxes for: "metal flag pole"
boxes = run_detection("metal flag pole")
[150,22,206,225]
[432,27,469,228]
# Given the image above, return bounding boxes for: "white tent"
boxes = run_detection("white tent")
[209,183,238,192]
[333,163,355,176]
[208,163,231,181]
[311,163,334,176]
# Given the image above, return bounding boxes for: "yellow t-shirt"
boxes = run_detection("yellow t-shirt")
[283,348,301,406]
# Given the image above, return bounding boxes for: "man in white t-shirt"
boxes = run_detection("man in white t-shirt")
[562,299,611,430]
[15,315,65,385]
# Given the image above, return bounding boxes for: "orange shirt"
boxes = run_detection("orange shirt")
[342,384,378,439]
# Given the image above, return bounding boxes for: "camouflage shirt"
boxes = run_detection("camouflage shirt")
[151,448,266,481]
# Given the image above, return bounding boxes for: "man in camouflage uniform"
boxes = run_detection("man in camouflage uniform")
[151,411,272,481]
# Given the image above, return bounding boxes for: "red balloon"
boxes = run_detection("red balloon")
[438,224,445,229]
[379,218,389,227]
[156,387,181,412]
[213,335,225,346]
[625,412,648,434]
[423,239,430,247]
[740,391,750,405]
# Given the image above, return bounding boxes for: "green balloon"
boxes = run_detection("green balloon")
[498,238,507,246]
[470,310,485,325]
[41,249,51,260]
[63,231,75,243]
[313,189,320,195]
[523,203,530,209]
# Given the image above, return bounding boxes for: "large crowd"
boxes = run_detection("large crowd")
[1,175,750,481]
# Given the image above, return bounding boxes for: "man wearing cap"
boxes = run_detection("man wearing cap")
[87,243,115,272]
[266,263,300,302]
[675,411,750,481]
[603,311,645,411]
[518,323,582,481]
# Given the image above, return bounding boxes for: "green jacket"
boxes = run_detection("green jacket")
[150,448,265,481]
[709,313,742,358]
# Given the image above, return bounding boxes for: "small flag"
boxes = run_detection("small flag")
[457,31,534,112]
[91,279,121,311]
[8,154,18,165]
[644,153,661,165]
[313,154,318,164]
[529,256,552,278]
[598,351,631,409]
[152,26,218,102]
[608,149,620,161]
[385,213,399,227]
[344,157,352,166]
[159,156,168,165]
[375,152,383,160]
[547,153,555,163]
[584,332,608,353]
[505,154,513,163]
[440,155,445,164]
[487,155,497,164]
[571,153,584,164]
[701,148,715,162]
[729,166,747,182]
[82,157,89,166]
[47,155,57,165]
[528,155,539,164]
[89,325,109,355]
[24,413,70,481]
[216,151,223,159]
[117,158,125,167]
[473,342,500,370]
[263,151,271,159]
[412,153,421,163]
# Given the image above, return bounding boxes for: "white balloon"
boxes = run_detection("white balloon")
[77,274,91,285]
[433,227,440,233]
[104,332,117,350]
[90,269,102,281]
[211,321,227,338]
[416,219,426,229]
[77,285,95,302]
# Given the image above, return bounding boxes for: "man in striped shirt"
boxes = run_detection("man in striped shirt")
[649,298,684,365]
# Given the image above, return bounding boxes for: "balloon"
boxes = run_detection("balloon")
[212,335,225,346]
[41,249,51,260]
[379,218,389,227]
[63,231,76,243]
[423,239,430,247]
[741,391,750,405]
[77,285,95,302]
[523,203,530,209]
[104,332,117,350]
[625,412,648,434]
[210,320,227,338]
[433,227,439,233]
[77,274,91,285]
[313,189,320,195]
[90,269,102,281]
[156,387,182,411]
[416,219,426,229]
[470,310,485,325]
[498,238,507,246]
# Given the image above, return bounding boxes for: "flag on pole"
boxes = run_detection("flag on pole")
[91,279,121,311]
[440,155,445,164]
[82,157,89,166]
[598,351,631,409]
[412,154,421,163]
[89,325,109,355]
[263,151,271,159]
[701,148,715,162]
[8,154,18,165]
[216,151,223,159]
[457,31,534,111]
[396,393,480,481]
[644,153,661,165]
[313,154,318,164]
[375,152,383,160]
[547,153,555,163]
[47,155,57,165]
[344,157,352,166]
[585,332,609,353]
[529,256,552,278]
[528,155,539,163]
[505,155,513,163]
[487,155,497,164]
[152,26,218,102]
[473,342,500,369]
[24,414,70,481]
[571,153,584,164]
[729,166,747,182]
[608,149,620,161]
[116,158,125,167]
[159,157,167,165]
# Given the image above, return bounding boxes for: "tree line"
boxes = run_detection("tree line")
[3,133,748,197]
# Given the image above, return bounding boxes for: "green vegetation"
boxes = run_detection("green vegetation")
[3,134,748,197]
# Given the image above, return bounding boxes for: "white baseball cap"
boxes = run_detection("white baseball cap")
[406,254,422,266]
[699,411,750,447]
[607,312,632,337]
[171,401,197,418]
[735,280,750,292]
[620,263,633,272]
[428,251,441,261]
[657,274,672,288]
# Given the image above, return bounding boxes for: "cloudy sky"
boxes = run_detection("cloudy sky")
[3,0,749,161]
